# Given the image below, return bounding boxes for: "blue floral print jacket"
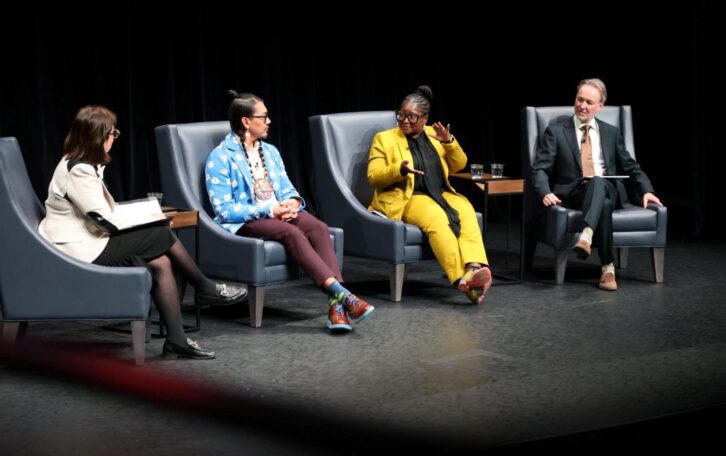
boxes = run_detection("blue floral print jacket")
[205,133,305,234]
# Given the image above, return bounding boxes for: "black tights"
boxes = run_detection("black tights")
[166,239,216,295]
[148,240,216,345]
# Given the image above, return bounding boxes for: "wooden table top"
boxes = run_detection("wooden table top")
[162,207,199,229]
[450,172,524,196]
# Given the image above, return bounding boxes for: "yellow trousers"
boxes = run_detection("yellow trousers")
[402,192,488,283]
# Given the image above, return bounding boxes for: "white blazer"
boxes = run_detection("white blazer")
[39,158,127,262]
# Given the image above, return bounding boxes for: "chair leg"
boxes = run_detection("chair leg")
[616,248,629,269]
[554,249,568,285]
[390,263,406,302]
[248,285,265,328]
[651,247,665,283]
[145,318,152,343]
[131,320,146,366]
[1,322,22,343]
[524,235,537,271]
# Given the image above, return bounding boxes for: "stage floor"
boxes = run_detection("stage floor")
[2,225,725,452]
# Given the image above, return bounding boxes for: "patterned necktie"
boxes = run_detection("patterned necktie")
[580,124,595,177]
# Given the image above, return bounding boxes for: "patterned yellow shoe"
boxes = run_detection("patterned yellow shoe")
[466,287,486,305]
[458,266,492,305]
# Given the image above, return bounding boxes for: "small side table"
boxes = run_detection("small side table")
[450,172,525,283]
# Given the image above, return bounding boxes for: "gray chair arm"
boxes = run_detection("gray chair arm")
[326,203,407,262]
[5,235,151,320]
[196,214,268,284]
[328,227,344,271]
[649,204,668,247]
[545,205,573,250]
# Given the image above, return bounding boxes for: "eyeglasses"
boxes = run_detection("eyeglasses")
[108,128,121,139]
[246,115,269,122]
[395,111,425,123]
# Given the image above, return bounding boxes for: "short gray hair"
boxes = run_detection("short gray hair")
[577,78,607,103]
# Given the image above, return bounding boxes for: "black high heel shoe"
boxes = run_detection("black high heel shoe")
[163,337,216,359]
[195,283,247,307]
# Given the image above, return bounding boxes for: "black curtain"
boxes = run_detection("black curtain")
[1,1,721,239]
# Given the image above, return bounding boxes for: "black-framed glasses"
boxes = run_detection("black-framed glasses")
[395,111,425,123]
[246,115,269,122]
[108,128,121,139]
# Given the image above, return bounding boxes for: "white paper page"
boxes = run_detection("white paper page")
[114,198,166,230]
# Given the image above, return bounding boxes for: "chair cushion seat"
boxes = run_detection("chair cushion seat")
[565,206,657,233]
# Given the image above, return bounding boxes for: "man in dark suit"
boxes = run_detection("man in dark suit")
[531,78,662,291]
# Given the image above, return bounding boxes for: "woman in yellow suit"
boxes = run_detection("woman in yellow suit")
[367,85,492,304]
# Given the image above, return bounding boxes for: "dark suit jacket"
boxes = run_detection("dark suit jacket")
[531,116,654,207]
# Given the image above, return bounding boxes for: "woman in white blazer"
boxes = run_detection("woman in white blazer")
[39,106,246,359]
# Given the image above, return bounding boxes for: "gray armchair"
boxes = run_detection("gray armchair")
[521,106,667,284]
[0,137,152,365]
[309,111,483,302]
[154,122,343,327]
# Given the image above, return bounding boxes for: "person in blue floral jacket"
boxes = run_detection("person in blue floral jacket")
[206,90,374,333]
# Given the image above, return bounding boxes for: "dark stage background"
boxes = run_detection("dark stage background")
[0,2,720,239]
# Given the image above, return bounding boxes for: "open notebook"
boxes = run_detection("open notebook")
[114,197,167,230]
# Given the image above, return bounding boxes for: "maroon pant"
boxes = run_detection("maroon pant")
[238,211,341,286]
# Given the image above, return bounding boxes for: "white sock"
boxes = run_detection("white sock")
[580,227,594,245]
[601,263,615,274]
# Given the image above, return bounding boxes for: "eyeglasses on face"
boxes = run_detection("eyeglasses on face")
[108,128,121,139]
[395,111,425,123]
[246,115,269,122]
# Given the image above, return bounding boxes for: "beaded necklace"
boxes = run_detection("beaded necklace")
[242,138,275,202]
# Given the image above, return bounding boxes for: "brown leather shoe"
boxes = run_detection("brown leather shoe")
[574,238,592,259]
[599,271,618,291]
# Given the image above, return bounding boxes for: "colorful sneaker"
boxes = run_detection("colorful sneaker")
[327,302,352,333]
[343,294,375,323]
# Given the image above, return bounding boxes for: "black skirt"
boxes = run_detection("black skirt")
[92,226,176,268]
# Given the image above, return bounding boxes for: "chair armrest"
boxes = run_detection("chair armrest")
[545,205,574,250]
[328,227,344,271]
[196,214,269,284]
[334,206,407,262]
[4,239,152,320]
[648,204,668,247]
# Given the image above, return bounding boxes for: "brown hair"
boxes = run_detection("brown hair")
[63,105,117,165]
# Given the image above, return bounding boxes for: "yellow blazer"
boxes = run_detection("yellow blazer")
[367,125,467,220]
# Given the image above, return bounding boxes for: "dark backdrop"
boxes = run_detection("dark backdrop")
[1,2,720,239]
